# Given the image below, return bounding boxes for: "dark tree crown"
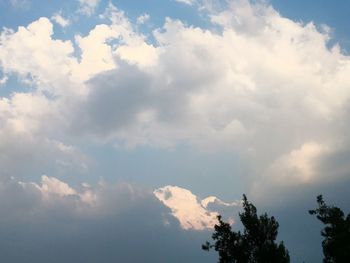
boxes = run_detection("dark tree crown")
[309,195,350,263]
[203,194,290,263]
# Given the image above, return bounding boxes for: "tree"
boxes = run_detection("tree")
[309,195,350,263]
[203,194,290,263]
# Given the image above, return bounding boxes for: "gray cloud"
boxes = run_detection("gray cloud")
[0,178,216,263]
[72,62,152,138]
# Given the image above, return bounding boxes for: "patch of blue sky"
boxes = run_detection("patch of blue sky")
[0,0,208,35]
[0,73,35,98]
[0,0,72,29]
[111,0,211,28]
[80,141,245,200]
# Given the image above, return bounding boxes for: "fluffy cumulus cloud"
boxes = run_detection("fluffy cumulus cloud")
[0,17,82,96]
[69,0,350,193]
[0,0,350,215]
[72,0,350,160]
[154,185,239,230]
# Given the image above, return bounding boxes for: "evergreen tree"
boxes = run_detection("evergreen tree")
[203,194,290,263]
[309,195,350,263]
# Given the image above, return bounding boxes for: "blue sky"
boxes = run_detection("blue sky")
[0,0,350,262]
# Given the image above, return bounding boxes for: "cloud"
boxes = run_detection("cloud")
[9,0,30,9]
[175,0,196,5]
[0,177,216,262]
[0,91,88,181]
[77,0,100,16]
[73,8,349,158]
[51,13,70,28]
[1,1,350,197]
[0,75,8,85]
[137,13,150,25]
[265,142,329,184]
[154,185,239,230]
[251,140,350,203]
[201,195,240,208]
[29,175,78,197]
[1,2,350,260]
[0,17,82,96]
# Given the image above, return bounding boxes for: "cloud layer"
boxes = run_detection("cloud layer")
[0,176,218,262]
[1,1,349,191]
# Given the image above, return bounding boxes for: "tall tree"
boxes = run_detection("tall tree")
[203,194,290,263]
[309,195,350,263]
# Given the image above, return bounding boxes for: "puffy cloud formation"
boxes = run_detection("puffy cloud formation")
[0,0,350,199]
[155,185,219,230]
[154,185,239,230]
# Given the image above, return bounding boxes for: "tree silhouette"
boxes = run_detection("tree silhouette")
[203,194,290,263]
[309,195,350,263]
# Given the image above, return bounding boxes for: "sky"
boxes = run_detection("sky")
[0,0,350,262]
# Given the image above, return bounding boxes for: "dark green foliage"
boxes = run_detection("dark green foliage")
[309,195,350,263]
[203,194,290,263]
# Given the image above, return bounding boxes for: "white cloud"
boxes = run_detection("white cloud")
[0,75,8,85]
[74,24,117,81]
[10,0,30,9]
[1,1,350,196]
[0,5,156,182]
[74,3,157,80]
[74,9,350,157]
[265,142,330,184]
[201,196,240,208]
[0,92,88,181]
[137,13,150,25]
[32,175,78,197]
[77,0,100,16]
[175,0,196,5]
[0,92,54,134]
[51,13,70,28]
[0,17,82,96]
[154,185,238,230]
